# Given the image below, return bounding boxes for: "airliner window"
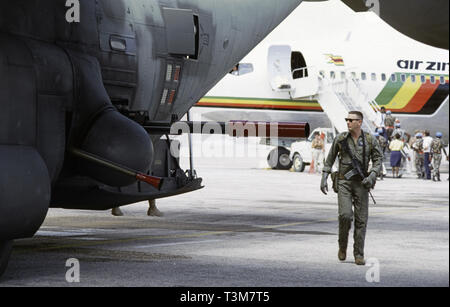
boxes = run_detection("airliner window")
[361,72,366,80]
[430,76,436,84]
[401,74,406,82]
[440,76,445,84]
[381,74,386,81]
[421,75,426,83]
[371,73,376,81]
[391,74,396,82]
[351,72,356,79]
[411,75,416,83]
[330,71,335,79]
[341,72,346,79]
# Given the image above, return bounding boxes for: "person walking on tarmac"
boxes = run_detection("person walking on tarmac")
[431,132,448,182]
[412,133,425,178]
[320,111,383,265]
[422,131,433,180]
[389,133,404,178]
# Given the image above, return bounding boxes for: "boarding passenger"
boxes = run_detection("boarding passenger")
[384,110,396,141]
[392,120,406,142]
[373,107,387,141]
[389,133,404,178]
[321,111,383,265]
[422,131,433,180]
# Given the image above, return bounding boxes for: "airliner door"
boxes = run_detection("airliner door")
[268,45,319,98]
[267,45,294,92]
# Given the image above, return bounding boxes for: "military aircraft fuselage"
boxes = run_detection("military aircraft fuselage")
[0,0,304,275]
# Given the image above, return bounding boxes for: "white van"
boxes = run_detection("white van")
[289,128,336,172]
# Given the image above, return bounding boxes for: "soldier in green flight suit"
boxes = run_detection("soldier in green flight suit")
[320,111,383,265]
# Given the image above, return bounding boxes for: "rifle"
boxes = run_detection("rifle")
[340,133,377,205]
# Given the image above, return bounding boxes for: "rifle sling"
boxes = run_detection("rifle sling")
[340,131,368,178]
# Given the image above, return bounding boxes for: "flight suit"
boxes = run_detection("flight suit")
[323,132,383,259]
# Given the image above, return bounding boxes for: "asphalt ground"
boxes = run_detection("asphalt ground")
[1,135,448,287]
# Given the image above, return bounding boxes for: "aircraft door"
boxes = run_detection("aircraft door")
[268,45,319,98]
[268,45,294,92]
[290,51,319,98]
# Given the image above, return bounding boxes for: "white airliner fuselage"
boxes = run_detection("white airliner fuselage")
[195,0,449,140]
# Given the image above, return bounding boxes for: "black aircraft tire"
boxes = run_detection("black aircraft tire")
[0,241,13,277]
[267,147,292,170]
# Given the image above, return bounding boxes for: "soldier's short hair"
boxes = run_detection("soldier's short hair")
[348,111,364,120]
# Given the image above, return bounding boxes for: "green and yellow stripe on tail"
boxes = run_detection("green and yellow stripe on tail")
[375,73,449,114]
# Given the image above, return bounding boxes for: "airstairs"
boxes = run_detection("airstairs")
[316,76,381,134]
[267,45,381,134]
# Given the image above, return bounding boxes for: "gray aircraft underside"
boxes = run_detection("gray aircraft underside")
[0,0,304,276]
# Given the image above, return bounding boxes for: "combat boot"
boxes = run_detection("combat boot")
[147,206,164,217]
[432,175,436,182]
[111,207,124,216]
[338,248,346,261]
[437,174,441,182]
[355,257,365,266]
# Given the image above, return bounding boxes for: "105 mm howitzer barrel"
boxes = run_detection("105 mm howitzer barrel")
[144,121,310,139]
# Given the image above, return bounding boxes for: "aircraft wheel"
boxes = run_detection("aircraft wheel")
[267,147,292,170]
[292,154,305,172]
[0,241,13,277]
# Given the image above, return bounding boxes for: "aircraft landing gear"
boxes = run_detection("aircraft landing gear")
[0,241,13,277]
[267,147,293,170]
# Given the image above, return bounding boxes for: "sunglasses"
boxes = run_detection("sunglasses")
[345,118,361,123]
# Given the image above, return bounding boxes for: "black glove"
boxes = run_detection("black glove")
[362,172,377,189]
[320,172,329,195]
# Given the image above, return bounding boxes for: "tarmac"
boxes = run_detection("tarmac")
[1,135,448,287]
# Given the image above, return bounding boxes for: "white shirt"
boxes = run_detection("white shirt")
[423,136,433,153]
[375,111,386,128]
